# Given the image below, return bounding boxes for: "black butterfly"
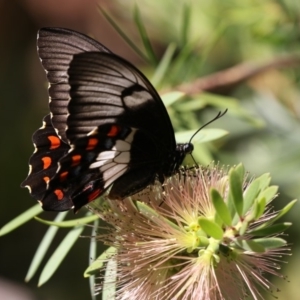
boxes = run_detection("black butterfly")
[21,28,194,212]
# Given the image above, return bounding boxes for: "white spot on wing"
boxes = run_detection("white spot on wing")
[114,152,130,163]
[102,164,127,188]
[125,128,137,143]
[97,151,118,161]
[89,128,137,170]
[90,159,112,169]
[88,127,99,136]
[112,140,130,151]
[100,162,116,172]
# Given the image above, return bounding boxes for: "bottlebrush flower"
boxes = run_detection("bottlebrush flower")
[87,164,295,300]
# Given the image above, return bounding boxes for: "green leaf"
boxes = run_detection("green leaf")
[234,163,245,180]
[254,199,297,231]
[133,4,157,66]
[180,2,191,47]
[243,179,260,214]
[249,222,292,236]
[254,197,267,220]
[175,97,207,111]
[136,201,181,231]
[151,43,177,88]
[253,237,287,249]
[211,189,232,226]
[270,199,297,223]
[99,7,149,62]
[239,220,248,236]
[229,168,244,217]
[34,214,98,227]
[88,219,99,300]
[175,128,228,144]
[161,91,185,107]
[0,204,43,236]
[256,173,271,191]
[258,186,278,204]
[38,225,84,286]
[102,257,117,300]
[198,217,224,240]
[235,239,265,253]
[84,247,117,277]
[25,212,68,282]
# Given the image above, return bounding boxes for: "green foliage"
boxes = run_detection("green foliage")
[3,0,300,298]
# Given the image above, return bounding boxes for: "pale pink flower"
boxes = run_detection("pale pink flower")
[89,164,294,300]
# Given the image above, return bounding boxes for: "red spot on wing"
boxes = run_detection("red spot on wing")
[71,154,81,166]
[107,125,120,137]
[86,138,98,150]
[42,157,51,169]
[59,171,68,182]
[43,176,50,184]
[54,189,64,200]
[87,189,102,202]
[48,135,61,149]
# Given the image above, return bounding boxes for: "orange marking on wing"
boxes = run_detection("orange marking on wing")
[107,125,120,137]
[54,189,64,200]
[43,176,50,184]
[48,135,61,149]
[86,138,98,150]
[71,154,81,166]
[59,171,68,181]
[42,157,51,169]
[88,189,102,202]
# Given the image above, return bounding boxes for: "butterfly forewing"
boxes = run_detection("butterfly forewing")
[66,52,176,151]
[37,28,110,143]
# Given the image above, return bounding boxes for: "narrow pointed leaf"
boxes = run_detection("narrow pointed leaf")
[253,237,287,249]
[229,169,244,217]
[198,217,224,240]
[0,204,43,236]
[161,91,185,107]
[254,197,266,220]
[102,257,117,300]
[34,214,98,227]
[234,164,245,180]
[211,188,232,226]
[243,179,260,214]
[254,199,297,230]
[38,225,84,286]
[84,247,117,277]
[133,4,157,66]
[258,186,278,204]
[269,199,297,223]
[151,43,177,87]
[89,219,99,300]
[235,239,265,253]
[175,128,228,144]
[257,173,271,191]
[239,220,248,236]
[99,7,148,62]
[25,211,68,282]
[180,2,191,47]
[249,222,292,236]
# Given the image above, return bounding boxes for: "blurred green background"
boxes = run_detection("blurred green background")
[1,0,300,299]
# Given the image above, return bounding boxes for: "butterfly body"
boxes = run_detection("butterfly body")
[21,28,193,212]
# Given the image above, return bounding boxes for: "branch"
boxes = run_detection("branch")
[173,55,300,95]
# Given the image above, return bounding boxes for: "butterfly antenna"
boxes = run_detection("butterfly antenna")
[190,153,198,166]
[188,109,228,144]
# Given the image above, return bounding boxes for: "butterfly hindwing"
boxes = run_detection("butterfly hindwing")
[21,114,72,210]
